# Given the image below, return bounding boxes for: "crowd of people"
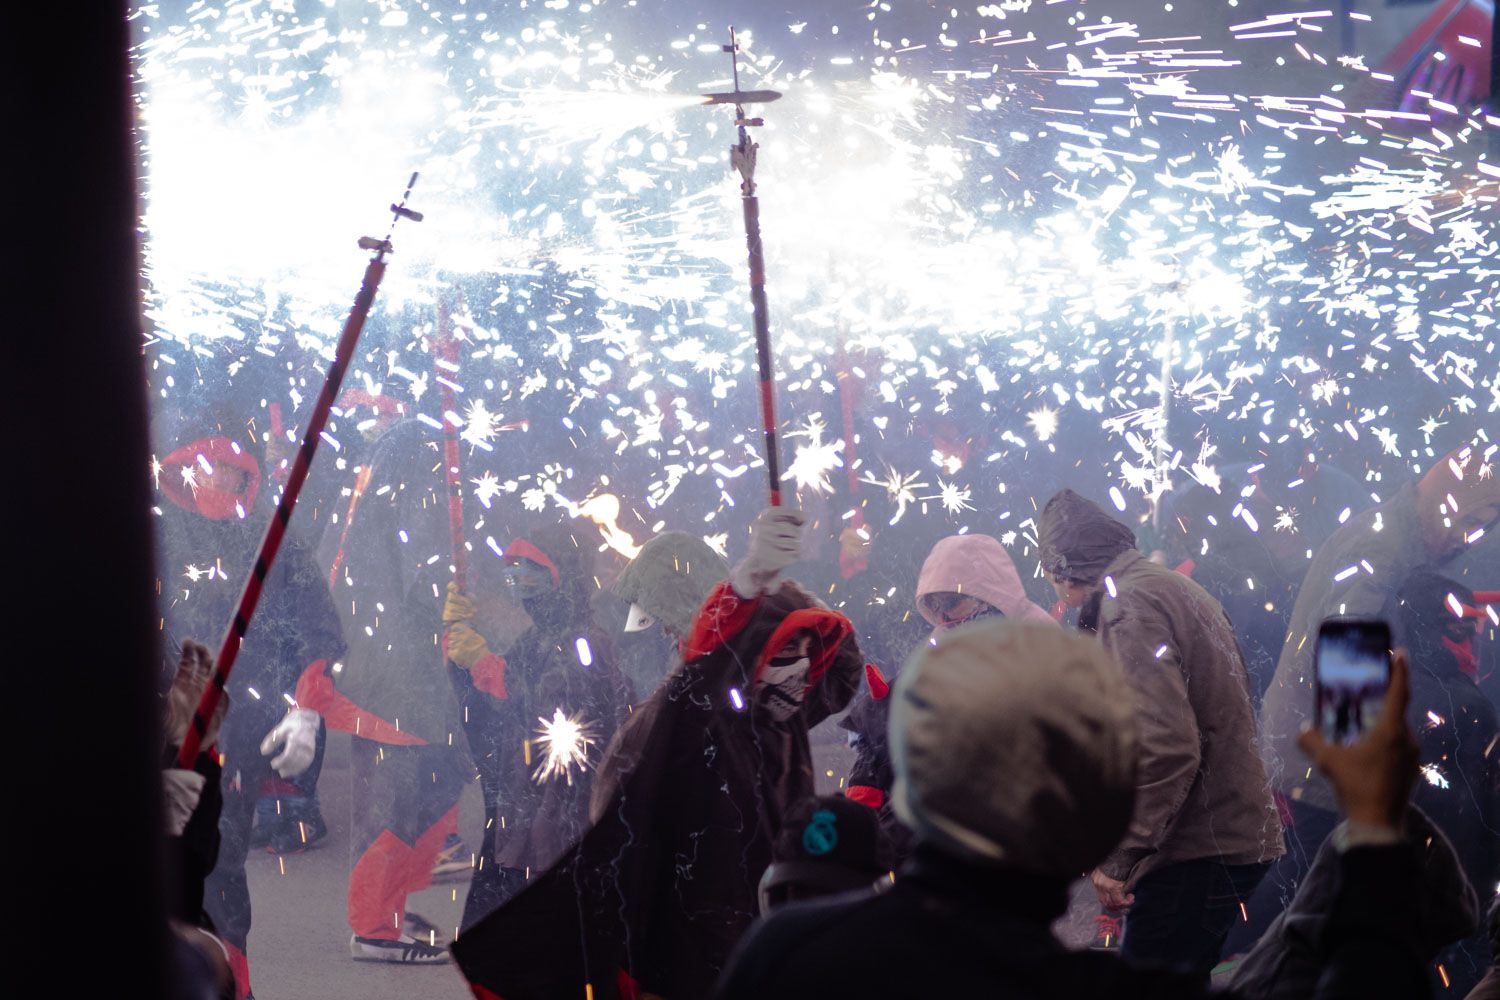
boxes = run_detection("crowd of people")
[151,395,1499,999]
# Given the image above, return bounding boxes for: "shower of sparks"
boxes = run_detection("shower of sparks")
[134,0,1494,643]
[783,416,845,496]
[862,466,929,524]
[532,708,598,786]
[1027,406,1059,443]
[461,399,505,449]
[932,479,975,515]
[472,471,504,509]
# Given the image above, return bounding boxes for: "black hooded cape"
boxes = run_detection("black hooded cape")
[453,579,864,1000]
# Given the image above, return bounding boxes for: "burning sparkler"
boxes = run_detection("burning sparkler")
[532,708,599,787]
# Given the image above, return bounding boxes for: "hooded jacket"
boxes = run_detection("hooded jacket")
[1038,489,1138,584]
[614,531,727,638]
[614,531,729,699]
[891,619,1138,874]
[453,579,863,1000]
[468,521,634,877]
[1038,492,1283,883]
[839,534,1057,857]
[323,418,463,746]
[915,534,1056,637]
[155,434,345,758]
[1260,484,1430,811]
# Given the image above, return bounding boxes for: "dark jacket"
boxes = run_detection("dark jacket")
[155,443,345,757]
[715,842,1432,1000]
[453,579,864,1000]
[478,522,634,876]
[1229,808,1478,1000]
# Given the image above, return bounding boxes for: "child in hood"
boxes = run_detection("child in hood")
[840,533,1056,862]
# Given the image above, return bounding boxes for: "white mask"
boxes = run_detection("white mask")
[623,602,657,633]
[756,656,811,722]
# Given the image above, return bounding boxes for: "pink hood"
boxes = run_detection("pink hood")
[916,534,1055,636]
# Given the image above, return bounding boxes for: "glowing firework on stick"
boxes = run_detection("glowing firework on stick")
[434,285,469,588]
[1152,313,1177,532]
[1150,279,1185,533]
[176,174,423,769]
[532,708,598,786]
[705,28,785,506]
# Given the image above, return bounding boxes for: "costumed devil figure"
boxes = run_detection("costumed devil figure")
[298,416,470,963]
[452,506,866,999]
[444,520,634,930]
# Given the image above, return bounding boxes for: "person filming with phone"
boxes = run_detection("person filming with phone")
[1242,444,1500,951]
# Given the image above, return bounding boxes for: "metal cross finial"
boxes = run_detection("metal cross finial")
[357,171,424,259]
[723,27,761,195]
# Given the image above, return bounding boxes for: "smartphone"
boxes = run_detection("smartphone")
[1314,618,1392,745]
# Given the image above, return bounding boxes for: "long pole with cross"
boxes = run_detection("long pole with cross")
[707,29,785,506]
[176,175,423,768]
[434,285,469,588]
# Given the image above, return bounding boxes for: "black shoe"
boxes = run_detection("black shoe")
[402,912,449,948]
[265,810,328,854]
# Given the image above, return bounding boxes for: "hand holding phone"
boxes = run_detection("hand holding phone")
[1299,647,1419,831]
[1313,617,1392,746]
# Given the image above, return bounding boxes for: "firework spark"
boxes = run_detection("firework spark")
[532,708,598,786]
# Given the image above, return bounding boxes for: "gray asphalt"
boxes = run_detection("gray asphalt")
[244,731,479,999]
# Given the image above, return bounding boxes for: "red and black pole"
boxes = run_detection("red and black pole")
[434,285,469,588]
[712,28,784,507]
[177,174,423,768]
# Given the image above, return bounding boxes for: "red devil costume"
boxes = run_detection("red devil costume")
[453,575,864,999]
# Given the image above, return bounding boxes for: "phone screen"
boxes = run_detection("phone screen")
[1314,618,1392,745]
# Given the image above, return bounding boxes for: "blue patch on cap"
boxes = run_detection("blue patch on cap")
[802,809,839,856]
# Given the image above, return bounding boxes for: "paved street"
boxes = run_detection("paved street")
[244,733,478,1000]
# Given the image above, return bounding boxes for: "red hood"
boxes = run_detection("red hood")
[160,436,262,520]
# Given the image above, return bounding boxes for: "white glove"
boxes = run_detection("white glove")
[731,507,805,597]
[259,708,320,779]
[162,768,206,837]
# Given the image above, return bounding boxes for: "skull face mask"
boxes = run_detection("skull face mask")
[755,654,811,722]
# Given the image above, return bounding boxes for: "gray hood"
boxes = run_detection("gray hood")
[890,618,1138,877]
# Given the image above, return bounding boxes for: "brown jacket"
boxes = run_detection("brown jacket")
[1095,549,1284,883]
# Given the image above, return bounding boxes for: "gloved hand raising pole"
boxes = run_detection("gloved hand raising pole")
[176,175,424,769]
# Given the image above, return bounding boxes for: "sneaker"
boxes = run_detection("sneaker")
[1091,912,1124,951]
[430,834,471,881]
[349,933,450,964]
[249,798,277,850]
[402,912,449,948]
